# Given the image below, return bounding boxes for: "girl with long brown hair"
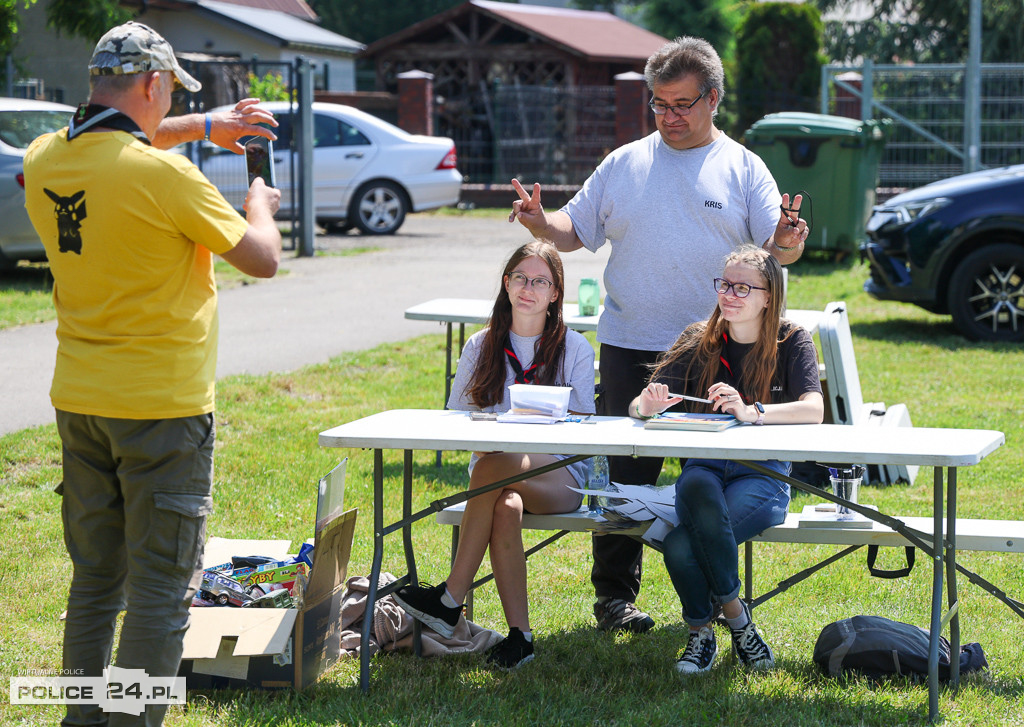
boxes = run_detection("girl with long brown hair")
[394,241,595,669]
[627,246,823,675]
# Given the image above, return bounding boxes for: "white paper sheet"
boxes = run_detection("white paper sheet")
[569,482,680,548]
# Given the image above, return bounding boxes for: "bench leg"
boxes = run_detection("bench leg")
[449,523,475,621]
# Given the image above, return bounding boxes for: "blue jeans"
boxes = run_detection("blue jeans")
[662,458,791,626]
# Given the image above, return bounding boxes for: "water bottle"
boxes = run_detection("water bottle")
[587,455,610,512]
[578,278,600,317]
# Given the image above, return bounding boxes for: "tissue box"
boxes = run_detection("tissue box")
[508,384,571,418]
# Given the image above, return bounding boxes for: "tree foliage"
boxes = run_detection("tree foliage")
[2,0,129,71]
[307,0,464,45]
[817,0,1024,63]
[1,0,35,58]
[572,0,739,58]
[734,2,825,135]
[641,0,739,58]
[45,0,130,41]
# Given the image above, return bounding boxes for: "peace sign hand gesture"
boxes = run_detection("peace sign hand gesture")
[773,192,809,252]
[509,179,546,231]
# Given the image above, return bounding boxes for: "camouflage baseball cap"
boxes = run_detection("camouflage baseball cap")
[89,21,201,93]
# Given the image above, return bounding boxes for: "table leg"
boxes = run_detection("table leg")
[947,467,960,689]
[403,450,422,657]
[927,466,945,722]
[360,448,386,693]
[436,323,455,467]
[744,541,753,604]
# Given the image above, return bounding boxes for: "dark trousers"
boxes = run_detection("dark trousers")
[57,411,215,727]
[592,343,666,601]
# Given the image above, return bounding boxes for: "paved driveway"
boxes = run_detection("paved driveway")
[0,214,610,435]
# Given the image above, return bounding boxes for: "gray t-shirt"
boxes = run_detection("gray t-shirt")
[563,131,781,352]
[448,328,596,486]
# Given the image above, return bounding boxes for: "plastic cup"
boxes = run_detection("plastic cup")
[829,465,864,516]
[578,278,599,317]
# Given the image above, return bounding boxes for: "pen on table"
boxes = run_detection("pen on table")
[667,393,713,404]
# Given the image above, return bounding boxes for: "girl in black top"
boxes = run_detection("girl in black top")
[628,246,823,675]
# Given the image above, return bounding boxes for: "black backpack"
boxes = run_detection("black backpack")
[813,615,987,681]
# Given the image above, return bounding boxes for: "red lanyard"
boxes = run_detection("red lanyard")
[719,332,750,404]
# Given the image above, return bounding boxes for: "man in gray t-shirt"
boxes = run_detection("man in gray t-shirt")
[510,36,810,634]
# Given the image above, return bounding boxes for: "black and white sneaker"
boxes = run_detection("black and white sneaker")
[392,582,461,638]
[729,602,775,669]
[675,625,717,674]
[486,627,535,670]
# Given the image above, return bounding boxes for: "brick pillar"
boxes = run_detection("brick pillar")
[834,72,863,120]
[615,71,651,147]
[397,70,434,136]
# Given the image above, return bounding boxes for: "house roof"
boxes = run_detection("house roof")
[195,0,363,56]
[121,0,318,22]
[200,0,318,22]
[363,0,667,64]
[475,1,667,61]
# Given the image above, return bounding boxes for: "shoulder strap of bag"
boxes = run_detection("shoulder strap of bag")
[867,544,915,579]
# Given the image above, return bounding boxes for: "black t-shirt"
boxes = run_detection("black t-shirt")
[652,320,822,407]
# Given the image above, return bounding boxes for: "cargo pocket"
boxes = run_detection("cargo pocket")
[148,492,215,575]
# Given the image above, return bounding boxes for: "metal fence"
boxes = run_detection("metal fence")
[439,84,616,185]
[822,63,1024,190]
[174,57,301,250]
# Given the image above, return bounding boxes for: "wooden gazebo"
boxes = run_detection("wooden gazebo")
[361,1,666,184]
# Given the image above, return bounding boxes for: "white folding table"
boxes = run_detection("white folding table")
[319,409,1004,720]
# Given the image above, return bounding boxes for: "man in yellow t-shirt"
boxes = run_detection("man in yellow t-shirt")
[23,21,282,727]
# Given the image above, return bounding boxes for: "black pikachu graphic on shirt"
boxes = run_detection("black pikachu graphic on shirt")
[44,188,87,254]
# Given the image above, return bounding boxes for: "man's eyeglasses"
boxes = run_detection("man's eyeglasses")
[508,271,554,292]
[714,278,766,298]
[649,91,706,116]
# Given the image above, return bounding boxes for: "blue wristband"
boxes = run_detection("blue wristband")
[203,113,211,141]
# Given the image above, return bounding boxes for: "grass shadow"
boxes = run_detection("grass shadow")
[0,261,52,292]
[850,318,1019,352]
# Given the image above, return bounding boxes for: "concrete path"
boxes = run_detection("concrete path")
[0,214,609,435]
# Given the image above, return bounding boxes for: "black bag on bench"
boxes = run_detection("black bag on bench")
[813,615,988,681]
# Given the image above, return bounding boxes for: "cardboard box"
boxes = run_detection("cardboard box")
[179,460,356,690]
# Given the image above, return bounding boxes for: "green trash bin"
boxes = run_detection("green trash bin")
[744,112,890,253]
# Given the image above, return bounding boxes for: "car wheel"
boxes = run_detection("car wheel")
[349,181,407,235]
[216,593,229,606]
[947,242,1024,342]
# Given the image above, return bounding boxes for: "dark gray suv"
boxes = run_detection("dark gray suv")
[861,164,1024,342]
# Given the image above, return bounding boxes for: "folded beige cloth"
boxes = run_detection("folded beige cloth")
[339,572,503,658]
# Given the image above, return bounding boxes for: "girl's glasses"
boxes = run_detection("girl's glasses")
[508,271,553,292]
[714,278,766,298]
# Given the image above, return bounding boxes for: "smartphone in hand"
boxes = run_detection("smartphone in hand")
[244,136,275,188]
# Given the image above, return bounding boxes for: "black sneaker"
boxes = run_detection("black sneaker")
[486,627,535,670]
[729,601,775,669]
[593,598,655,633]
[392,582,461,638]
[675,625,717,674]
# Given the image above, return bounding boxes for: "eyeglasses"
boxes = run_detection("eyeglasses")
[714,278,766,298]
[508,271,554,292]
[649,91,706,116]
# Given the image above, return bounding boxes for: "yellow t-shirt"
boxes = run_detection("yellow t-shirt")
[24,129,249,419]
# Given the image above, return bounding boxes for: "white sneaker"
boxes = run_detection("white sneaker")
[675,626,717,674]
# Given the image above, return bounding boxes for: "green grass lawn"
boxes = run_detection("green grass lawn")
[1,247,1022,726]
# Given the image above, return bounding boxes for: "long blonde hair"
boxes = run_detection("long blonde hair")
[650,247,790,406]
